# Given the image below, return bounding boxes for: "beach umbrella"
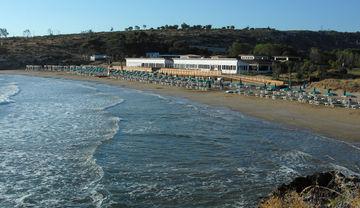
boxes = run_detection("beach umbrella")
[312,87,321,95]
[325,89,336,97]
[344,92,355,98]
[325,92,337,97]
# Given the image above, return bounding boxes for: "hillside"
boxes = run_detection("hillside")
[1,28,360,69]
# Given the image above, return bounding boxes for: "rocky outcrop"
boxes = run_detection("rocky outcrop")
[259,171,360,208]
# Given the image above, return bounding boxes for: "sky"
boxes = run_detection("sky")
[0,0,359,36]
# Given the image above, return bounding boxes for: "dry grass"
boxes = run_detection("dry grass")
[351,191,360,208]
[259,192,310,208]
[309,78,360,92]
[260,196,283,208]
[260,189,360,208]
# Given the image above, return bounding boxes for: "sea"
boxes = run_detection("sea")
[0,74,359,208]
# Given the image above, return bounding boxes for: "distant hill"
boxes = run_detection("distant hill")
[1,28,360,69]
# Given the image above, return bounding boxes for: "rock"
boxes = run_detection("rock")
[259,171,360,208]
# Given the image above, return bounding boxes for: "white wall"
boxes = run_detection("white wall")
[126,58,249,74]
[173,58,248,74]
[126,58,170,67]
[90,55,107,61]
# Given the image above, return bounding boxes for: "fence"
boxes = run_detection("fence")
[159,68,222,77]
[111,66,153,72]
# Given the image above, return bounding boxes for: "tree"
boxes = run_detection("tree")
[192,25,202,30]
[309,47,323,64]
[142,25,147,30]
[106,33,126,62]
[181,23,190,30]
[47,28,53,36]
[272,61,287,79]
[110,27,114,32]
[228,42,253,57]
[80,37,106,55]
[300,59,317,81]
[204,25,212,30]
[0,28,9,38]
[0,28,9,46]
[254,43,283,56]
[331,49,360,70]
[286,61,297,88]
[23,29,31,38]
[315,65,328,80]
[281,45,298,56]
[230,25,235,30]
[134,25,140,30]
[125,26,133,31]
[81,29,93,34]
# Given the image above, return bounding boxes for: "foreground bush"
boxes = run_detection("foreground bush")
[259,171,360,208]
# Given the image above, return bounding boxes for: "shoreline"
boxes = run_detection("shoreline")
[1,69,360,142]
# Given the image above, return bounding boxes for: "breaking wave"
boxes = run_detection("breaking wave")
[0,83,20,105]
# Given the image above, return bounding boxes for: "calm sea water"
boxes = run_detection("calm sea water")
[0,75,359,208]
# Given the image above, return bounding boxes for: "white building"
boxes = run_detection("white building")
[125,58,173,68]
[239,54,269,61]
[90,54,108,61]
[236,55,272,73]
[273,56,301,62]
[125,56,250,74]
[173,58,248,74]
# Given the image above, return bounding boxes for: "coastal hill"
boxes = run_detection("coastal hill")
[1,27,360,69]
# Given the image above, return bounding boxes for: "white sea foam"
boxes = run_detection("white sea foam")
[14,193,32,208]
[331,164,360,176]
[279,150,314,169]
[87,115,120,208]
[315,134,360,153]
[141,91,168,100]
[0,76,125,208]
[0,83,20,105]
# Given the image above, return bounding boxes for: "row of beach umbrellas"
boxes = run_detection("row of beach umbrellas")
[26,65,359,110]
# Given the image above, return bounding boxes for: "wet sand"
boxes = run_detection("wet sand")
[1,69,360,142]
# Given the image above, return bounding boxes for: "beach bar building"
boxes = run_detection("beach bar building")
[126,58,174,68]
[238,54,272,73]
[173,58,248,74]
[125,56,250,74]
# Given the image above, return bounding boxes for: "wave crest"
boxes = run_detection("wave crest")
[0,83,20,105]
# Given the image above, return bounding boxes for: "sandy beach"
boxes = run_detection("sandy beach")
[1,69,359,142]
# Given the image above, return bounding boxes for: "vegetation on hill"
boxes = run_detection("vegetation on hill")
[0,25,360,84]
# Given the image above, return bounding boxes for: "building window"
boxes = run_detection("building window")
[198,64,210,69]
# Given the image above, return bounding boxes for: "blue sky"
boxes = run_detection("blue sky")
[0,0,359,36]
